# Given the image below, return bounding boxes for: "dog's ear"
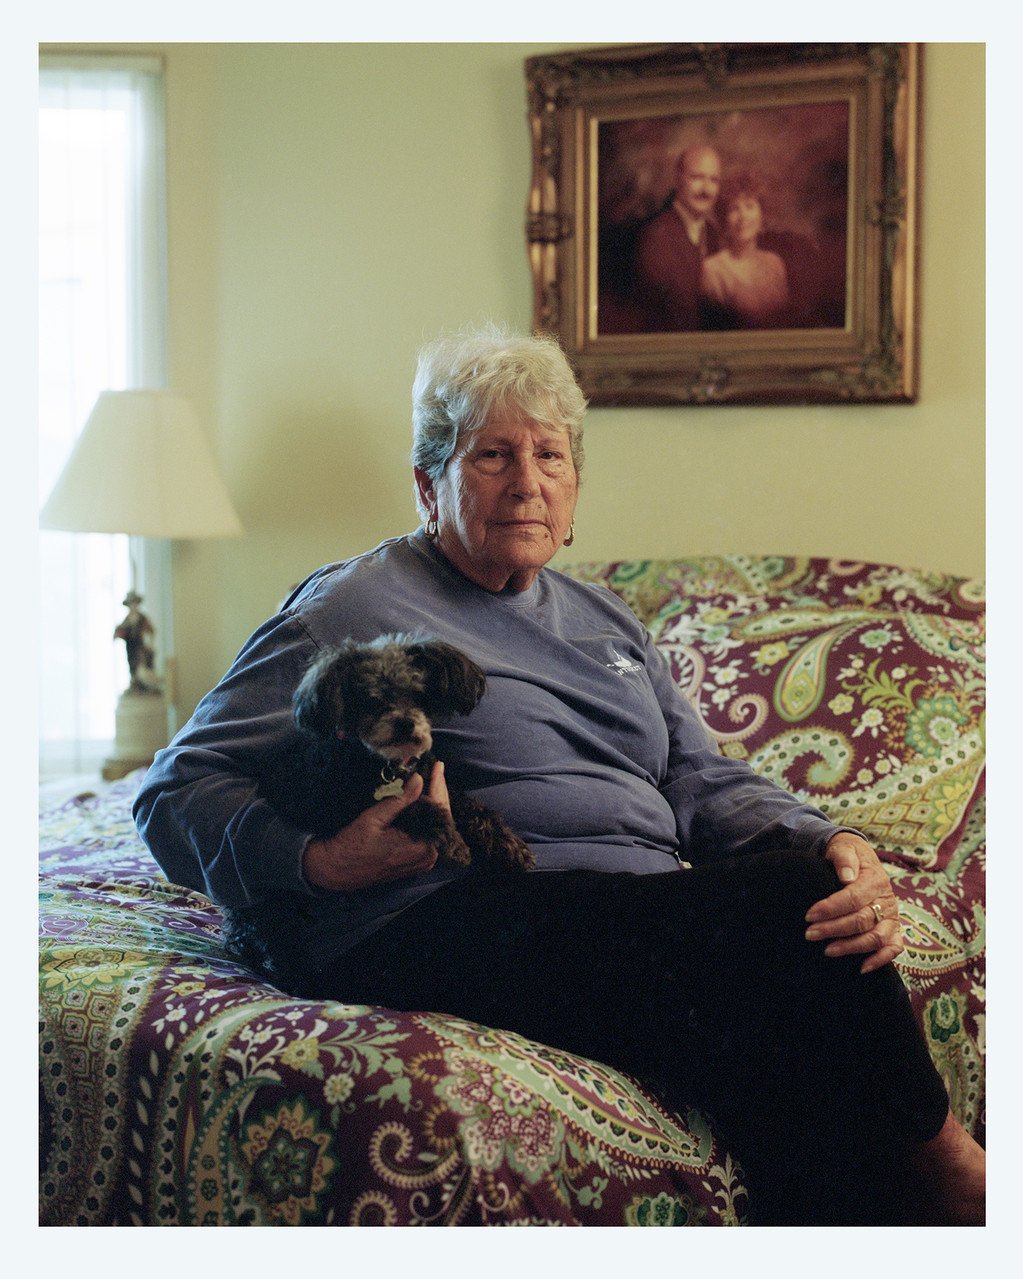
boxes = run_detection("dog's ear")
[293,644,361,739]
[411,641,486,716]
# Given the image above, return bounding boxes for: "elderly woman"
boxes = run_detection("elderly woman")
[134,327,983,1226]
[700,171,791,329]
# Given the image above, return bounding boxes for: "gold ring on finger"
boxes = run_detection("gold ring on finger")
[870,901,884,926]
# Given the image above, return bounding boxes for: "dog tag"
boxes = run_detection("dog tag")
[373,777,406,801]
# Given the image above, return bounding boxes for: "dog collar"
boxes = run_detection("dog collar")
[373,757,421,801]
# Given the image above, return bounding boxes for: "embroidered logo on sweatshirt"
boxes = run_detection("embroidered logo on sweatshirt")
[607,649,643,676]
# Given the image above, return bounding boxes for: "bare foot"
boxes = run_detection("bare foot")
[912,1110,985,1225]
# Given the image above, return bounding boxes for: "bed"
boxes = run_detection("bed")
[39,554,985,1225]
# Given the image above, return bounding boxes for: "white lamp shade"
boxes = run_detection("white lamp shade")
[40,390,243,538]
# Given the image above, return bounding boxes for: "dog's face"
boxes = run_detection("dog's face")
[293,635,486,762]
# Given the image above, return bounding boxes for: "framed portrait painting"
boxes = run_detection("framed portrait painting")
[525,43,921,405]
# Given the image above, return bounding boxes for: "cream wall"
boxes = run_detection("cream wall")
[46,42,985,722]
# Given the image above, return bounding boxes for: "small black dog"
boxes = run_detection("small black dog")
[222,634,534,985]
[268,633,535,871]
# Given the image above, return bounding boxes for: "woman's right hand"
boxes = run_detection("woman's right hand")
[301,761,450,892]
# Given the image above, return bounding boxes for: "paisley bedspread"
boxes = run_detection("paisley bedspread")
[39,555,984,1226]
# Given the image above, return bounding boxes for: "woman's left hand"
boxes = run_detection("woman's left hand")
[804,833,904,974]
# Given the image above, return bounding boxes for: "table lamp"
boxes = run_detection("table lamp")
[40,389,243,779]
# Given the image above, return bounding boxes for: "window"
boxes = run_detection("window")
[39,56,167,776]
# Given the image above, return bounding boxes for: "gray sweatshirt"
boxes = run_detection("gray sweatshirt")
[133,530,843,963]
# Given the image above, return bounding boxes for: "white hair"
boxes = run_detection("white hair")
[410,324,586,517]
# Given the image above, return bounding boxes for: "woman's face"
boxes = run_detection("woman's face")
[723,194,763,249]
[415,415,579,594]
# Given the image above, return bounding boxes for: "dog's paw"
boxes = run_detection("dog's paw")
[449,794,535,872]
[396,800,472,866]
[436,829,472,867]
[504,834,536,872]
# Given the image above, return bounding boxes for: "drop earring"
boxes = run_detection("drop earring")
[563,522,575,547]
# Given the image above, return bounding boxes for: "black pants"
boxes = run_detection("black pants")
[297,848,949,1225]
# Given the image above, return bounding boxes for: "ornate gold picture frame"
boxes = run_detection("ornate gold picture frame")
[526,43,921,405]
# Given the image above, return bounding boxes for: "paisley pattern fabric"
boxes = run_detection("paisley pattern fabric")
[39,555,984,1225]
[567,556,985,871]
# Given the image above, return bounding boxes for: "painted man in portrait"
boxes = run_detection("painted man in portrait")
[632,144,722,332]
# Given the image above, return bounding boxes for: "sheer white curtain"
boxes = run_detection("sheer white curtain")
[39,56,168,776]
